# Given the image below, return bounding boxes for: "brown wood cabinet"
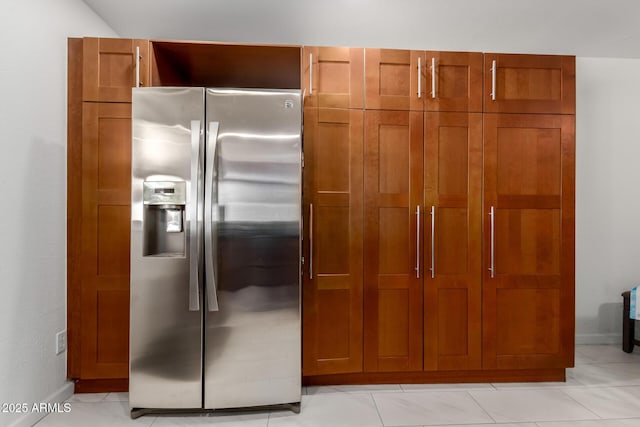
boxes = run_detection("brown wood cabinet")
[302,108,364,375]
[483,113,575,369]
[424,51,483,112]
[423,112,483,371]
[363,110,423,372]
[83,37,149,102]
[483,53,575,114]
[365,49,424,111]
[303,47,364,108]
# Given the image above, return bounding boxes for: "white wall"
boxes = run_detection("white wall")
[0,1,116,426]
[575,57,640,344]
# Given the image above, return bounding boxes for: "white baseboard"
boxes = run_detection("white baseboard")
[575,333,621,345]
[9,381,74,427]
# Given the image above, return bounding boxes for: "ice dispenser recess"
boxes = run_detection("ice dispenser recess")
[142,181,187,257]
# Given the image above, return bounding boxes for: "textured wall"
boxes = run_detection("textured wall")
[0,1,116,426]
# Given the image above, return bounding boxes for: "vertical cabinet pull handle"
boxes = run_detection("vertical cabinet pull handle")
[490,60,496,101]
[489,206,495,278]
[416,205,420,278]
[417,57,422,98]
[135,46,141,88]
[309,203,313,280]
[431,57,436,99]
[430,205,435,278]
[309,53,313,95]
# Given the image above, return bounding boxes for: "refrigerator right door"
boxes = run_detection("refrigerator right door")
[203,88,302,409]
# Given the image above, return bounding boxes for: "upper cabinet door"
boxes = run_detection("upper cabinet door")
[424,52,483,112]
[83,38,150,102]
[484,54,575,114]
[303,47,364,109]
[365,49,424,111]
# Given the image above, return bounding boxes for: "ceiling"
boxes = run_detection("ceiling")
[82,0,640,58]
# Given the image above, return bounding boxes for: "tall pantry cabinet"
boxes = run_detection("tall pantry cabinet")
[482,54,576,370]
[301,48,366,375]
[69,38,149,391]
[301,48,575,382]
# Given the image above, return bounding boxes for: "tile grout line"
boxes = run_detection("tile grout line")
[556,387,604,421]
[370,391,386,427]
[465,389,498,424]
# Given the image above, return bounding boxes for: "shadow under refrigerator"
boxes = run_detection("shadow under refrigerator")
[129,87,302,417]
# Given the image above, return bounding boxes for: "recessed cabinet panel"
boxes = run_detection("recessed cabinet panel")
[436,208,469,275]
[97,206,130,277]
[425,51,483,112]
[496,288,561,355]
[438,289,469,356]
[495,209,561,275]
[365,49,424,111]
[303,108,364,376]
[378,208,410,274]
[484,54,575,114]
[317,206,350,274]
[496,128,561,196]
[316,290,351,360]
[96,290,130,366]
[83,38,149,102]
[303,47,364,108]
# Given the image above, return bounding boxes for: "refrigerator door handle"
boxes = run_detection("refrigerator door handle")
[205,121,220,312]
[188,120,201,312]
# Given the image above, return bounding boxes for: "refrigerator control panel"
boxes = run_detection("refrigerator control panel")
[143,181,186,206]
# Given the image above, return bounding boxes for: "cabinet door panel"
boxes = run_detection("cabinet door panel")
[483,113,575,370]
[425,52,483,112]
[364,111,423,372]
[365,49,424,111]
[81,102,132,378]
[423,112,482,371]
[83,38,150,102]
[303,47,364,109]
[484,54,575,114]
[303,108,364,375]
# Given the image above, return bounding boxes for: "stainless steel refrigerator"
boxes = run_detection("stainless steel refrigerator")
[129,87,301,418]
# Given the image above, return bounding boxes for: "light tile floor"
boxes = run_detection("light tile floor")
[35,345,640,427]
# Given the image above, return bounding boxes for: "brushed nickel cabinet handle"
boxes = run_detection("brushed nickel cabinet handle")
[309,203,313,279]
[430,205,435,278]
[417,57,422,98]
[490,60,496,101]
[431,57,436,99]
[309,53,313,95]
[416,205,421,278]
[489,206,495,278]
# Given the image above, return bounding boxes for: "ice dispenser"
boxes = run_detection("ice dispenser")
[142,181,187,257]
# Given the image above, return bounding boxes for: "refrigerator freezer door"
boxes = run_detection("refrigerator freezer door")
[130,87,205,409]
[203,88,302,409]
